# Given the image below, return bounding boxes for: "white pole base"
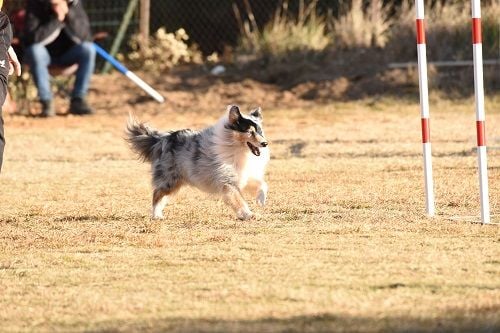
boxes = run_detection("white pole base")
[423,142,435,217]
[477,146,490,224]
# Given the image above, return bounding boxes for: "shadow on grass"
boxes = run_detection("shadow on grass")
[86,312,499,333]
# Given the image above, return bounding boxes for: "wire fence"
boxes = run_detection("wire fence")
[5,0,498,59]
[4,0,334,56]
[149,0,280,55]
[120,0,473,55]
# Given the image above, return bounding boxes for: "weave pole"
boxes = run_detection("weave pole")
[471,0,490,224]
[415,0,435,217]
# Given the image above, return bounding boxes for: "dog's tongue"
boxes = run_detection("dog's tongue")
[247,142,260,156]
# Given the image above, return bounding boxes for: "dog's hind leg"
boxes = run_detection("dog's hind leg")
[151,184,181,219]
[152,188,169,219]
[222,184,253,221]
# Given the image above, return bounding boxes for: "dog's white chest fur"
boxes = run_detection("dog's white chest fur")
[233,149,270,189]
[212,118,270,190]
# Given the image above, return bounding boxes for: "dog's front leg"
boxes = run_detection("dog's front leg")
[222,184,253,220]
[255,180,268,206]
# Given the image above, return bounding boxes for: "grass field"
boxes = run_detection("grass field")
[1,93,499,332]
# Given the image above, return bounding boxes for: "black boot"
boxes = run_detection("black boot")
[69,97,94,115]
[40,100,55,117]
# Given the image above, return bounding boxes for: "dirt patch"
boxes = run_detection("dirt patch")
[7,46,498,117]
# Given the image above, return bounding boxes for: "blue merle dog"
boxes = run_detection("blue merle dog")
[126,105,270,220]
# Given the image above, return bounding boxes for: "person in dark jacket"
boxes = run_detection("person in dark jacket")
[0,0,22,173]
[24,0,95,116]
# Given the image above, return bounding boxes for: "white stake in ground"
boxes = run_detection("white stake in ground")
[471,0,490,224]
[415,0,435,217]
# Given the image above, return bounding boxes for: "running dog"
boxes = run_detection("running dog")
[126,105,270,220]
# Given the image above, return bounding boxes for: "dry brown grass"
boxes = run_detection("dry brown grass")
[334,0,391,49]
[235,0,332,59]
[1,90,499,332]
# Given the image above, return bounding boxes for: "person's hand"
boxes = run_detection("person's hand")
[51,0,69,22]
[7,47,21,77]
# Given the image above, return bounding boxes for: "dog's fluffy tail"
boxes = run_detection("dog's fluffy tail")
[126,113,162,162]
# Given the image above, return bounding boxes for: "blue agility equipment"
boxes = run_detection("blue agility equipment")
[94,43,165,103]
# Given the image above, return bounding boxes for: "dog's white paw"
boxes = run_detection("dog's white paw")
[237,209,254,221]
[256,191,266,206]
[152,214,164,220]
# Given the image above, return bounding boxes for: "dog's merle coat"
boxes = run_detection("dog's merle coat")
[126,105,269,220]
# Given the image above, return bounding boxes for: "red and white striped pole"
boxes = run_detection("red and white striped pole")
[471,0,490,224]
[415,0,435,217]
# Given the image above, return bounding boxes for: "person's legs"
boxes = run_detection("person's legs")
[0,111,4,172]
[0,68,7,173]
[24,43,54,116]
[53,41,95,115]
[56,41,95,99]
[24,43,53,102]
[0,79,7,173]
[0,11,10,170]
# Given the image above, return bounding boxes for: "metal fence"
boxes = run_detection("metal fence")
[6,0,495,57]
[4,0,329,56]
[1,1,438,57]
[137,0,467,55]
[149,0,279,55]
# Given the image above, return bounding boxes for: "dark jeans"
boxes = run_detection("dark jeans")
[24,41,96,101]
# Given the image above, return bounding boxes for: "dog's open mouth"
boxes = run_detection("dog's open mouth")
[247,142,260,156]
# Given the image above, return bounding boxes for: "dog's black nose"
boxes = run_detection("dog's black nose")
[261,142,268,147]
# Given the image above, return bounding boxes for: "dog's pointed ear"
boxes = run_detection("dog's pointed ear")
[227,105,241,124]
[250,107,263,121]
